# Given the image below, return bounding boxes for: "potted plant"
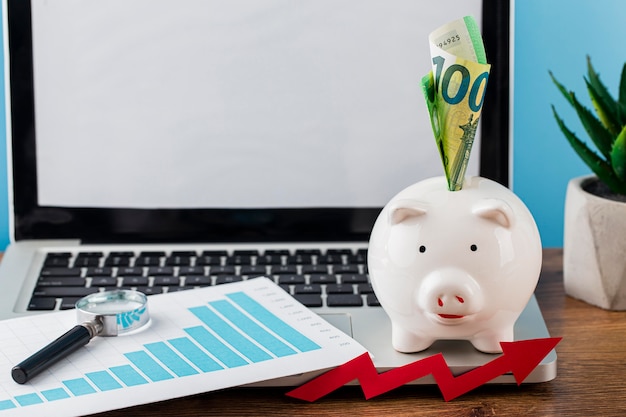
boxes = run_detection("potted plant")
[550,56,626,310]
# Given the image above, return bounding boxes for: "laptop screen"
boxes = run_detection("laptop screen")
[7,0,510,242]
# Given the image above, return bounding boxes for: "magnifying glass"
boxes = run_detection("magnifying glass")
[11,289,150,384]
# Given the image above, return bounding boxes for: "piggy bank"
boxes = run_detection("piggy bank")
[368,176,542,353]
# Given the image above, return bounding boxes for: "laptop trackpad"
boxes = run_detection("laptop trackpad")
[320,313,353,337]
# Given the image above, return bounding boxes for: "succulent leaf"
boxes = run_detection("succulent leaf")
[549,71,575,107]
[586,78,621,136]
[552,106,625,194]
[611,126,626,183]
[569,92,614,160]
[619,62,626,125]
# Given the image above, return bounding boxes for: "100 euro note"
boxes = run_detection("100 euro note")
[421,16,490,191]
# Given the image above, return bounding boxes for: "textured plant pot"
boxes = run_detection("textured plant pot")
[563,175,626,310]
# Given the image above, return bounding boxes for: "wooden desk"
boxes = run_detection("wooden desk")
[92,249,626,417]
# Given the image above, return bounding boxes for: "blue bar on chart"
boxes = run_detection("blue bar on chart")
[14,393,42,406]
[40,388,70,401]
[144,342,199,377]
[124,351,174,382]
[168,337,223,373]
[226,291,321,352]
[209,299,296,357]
[86,370,123,391]
[63,378,96,396]
[189,306,272,363]
[109,365,148,387]
[0,400,15,411]
[184,325,248,368]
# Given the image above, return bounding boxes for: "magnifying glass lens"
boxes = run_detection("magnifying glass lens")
[12,290,150,384]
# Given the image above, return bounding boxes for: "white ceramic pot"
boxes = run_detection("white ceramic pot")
[563,175,626,310]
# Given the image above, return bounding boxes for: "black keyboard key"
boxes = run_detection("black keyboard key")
[367,294,381,307]
[86,267,114,277]
[256,255,283,265]
[91,277,118,287]
[309,274,337,284]
[201,250,227,257]
[60,297,81,310]
[28,297,57,310]
[117,267,144,276]
[153,276,180,286]
[348,251,367,264]
[240,265,267,276]
[327,294,363,307]
[33,287,99,298]
[105,256,132,267]
[341,274,369,284]
[185,276,212,286]
[278,275,306,285]
[136,256,161,267]
[121,276,149,287]
[327,249,353,255]
[172,251,198,257]
[226,255,253,265]
[73,257,100,267]
[316,255,343,265]
[210,266,236,275]
[165,256,192,266]
[40,267,82,278]
[179,266,206,276]
[233,250,259,256]
[293,294,323,307]
[333,264,360,274]
[301,265,328,274]
[326,284,355,294]
[264,249,289,256]
[197,256,222,266]
[148,266,175,276]
[77,251,104,258]
[295,249,322,255]
[139,251,166,257]
[37,277,86,287]
[286,255,313,265]
[270,265,297,275]
[43,253,72,268]
[167,286,194,293]
[294,284,322,294]
[215,276,243,285]
[109,251,135,257]
[136,286,164,295]
[358,283,375,294]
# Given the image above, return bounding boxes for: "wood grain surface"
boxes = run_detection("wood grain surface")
[89,249,626,417]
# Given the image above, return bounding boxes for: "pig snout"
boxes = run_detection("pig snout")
[417,268,484,324]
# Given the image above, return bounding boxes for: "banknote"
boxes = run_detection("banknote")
[422,16,491,191]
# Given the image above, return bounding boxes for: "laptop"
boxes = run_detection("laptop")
[1,0,556,385]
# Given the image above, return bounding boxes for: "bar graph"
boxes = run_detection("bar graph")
[0,279,365,416]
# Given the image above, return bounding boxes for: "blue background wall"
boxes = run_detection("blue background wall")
[513,0,626,247]
[0,1,624,249]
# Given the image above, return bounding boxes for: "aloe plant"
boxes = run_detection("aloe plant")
[550,56,626,195]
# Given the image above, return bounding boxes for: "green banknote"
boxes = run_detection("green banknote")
[422,16,490,191]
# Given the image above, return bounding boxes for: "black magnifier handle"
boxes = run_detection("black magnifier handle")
[11,321,101,384]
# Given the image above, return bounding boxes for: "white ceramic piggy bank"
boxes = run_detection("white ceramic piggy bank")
[368,176,542,353]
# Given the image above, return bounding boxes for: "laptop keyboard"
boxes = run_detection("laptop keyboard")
[28,248,380,311]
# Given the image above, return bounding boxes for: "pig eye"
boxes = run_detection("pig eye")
[419,245,426,253]
[470,244,478,252]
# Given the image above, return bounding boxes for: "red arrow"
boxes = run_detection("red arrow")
[286,337,561,402]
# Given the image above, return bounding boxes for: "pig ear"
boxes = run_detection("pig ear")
[389,200,428,225]
[472,198,515,228]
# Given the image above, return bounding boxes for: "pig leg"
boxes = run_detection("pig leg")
[391,323,434,353]
[470,326,514,353]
